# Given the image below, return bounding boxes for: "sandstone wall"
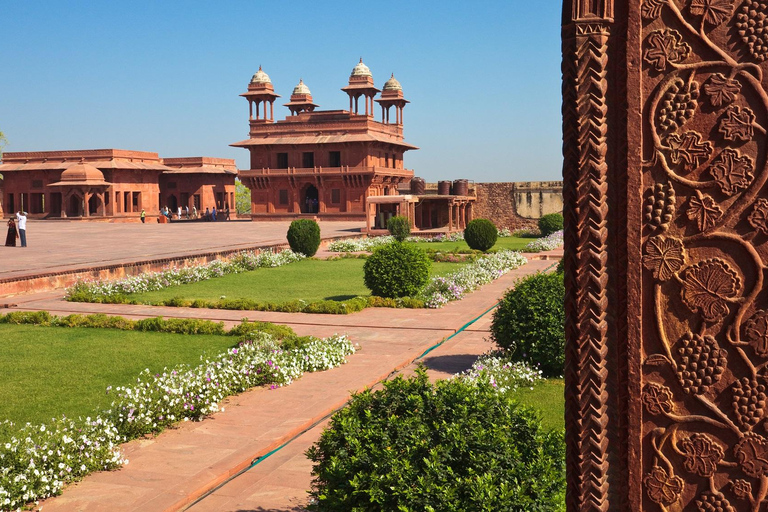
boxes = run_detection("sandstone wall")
[472,181,563,230]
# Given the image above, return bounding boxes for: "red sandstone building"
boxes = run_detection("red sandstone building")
[0,149,235,220]
[234,61,423,225]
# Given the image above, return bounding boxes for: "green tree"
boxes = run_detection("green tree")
[235,178,251,215]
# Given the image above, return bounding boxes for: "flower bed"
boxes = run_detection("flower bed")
[419,250,528,308]
[0,328,355,511]
[522,230,564,252]
[454,350,543,393]
[327,230,519,253]
[66,249,304,302]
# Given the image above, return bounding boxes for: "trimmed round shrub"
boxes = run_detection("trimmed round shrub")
[386,215,410,242]
[306,369,566,511]
[286,219,321,256]
[464,218,498,251]
[538,213,564,237]
[363,242,430,298]
[491,271,565,377]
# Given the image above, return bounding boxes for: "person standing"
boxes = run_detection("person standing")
[16,211,27,247]
[212,206,217,222]
[140,209,146,223]
[185,205,190,219]
[5,217,18,247]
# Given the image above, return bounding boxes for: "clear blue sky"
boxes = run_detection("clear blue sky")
[0,1,563,183]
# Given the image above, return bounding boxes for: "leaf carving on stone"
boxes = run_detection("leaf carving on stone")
[708,148,754,195]
[679,433,724,477]
[680,258,741,321]
[735,433,768,477]
[689,0,735,26]
[704,73,742,107]
[686,192,723,231]
[732,479,752,500]
[642,382,675,415]
[643,236,686,281]
[642,0,667,19]
[745,310,768,357]
[666,132,713,172]
[644,466,684,506]
[719,105,756,142]
[748,198,768,234]
[644,29,691,71]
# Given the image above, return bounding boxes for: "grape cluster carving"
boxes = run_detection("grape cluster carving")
[658,77,700,132]
[737,1,768,62]
[676,332,727,395]
[644,182,676,232]
[732,377,768,430]
[695,490,736,512]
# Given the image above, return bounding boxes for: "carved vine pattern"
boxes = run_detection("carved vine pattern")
[642,0,768,510]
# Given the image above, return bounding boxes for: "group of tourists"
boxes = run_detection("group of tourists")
[145,205,231,223]
[4,211,27,247]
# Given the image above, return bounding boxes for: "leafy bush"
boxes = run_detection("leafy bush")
[491,272,565,377]
[464,218,498,251]
[556,257,564,274]
[538,213,564,237]
[307,369,565,511]
[287,219,321,257]
[363,242,431,298]
[386,215,411,242]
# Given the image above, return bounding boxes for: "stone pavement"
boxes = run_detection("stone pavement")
[14,253,561,512]
[0,220,363,283]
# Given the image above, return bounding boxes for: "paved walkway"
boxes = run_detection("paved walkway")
[11,252,561,512]
[0,220,363,281]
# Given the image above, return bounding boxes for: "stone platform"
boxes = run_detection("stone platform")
[0,220,364,297]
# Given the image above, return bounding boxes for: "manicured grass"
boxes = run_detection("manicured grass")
[507,378,565,431]
[130,258,466,303]
[408,236,533,253]
[0,325,234,426]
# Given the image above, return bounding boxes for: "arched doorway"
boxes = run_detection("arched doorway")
[301,185,318,213]
[167,194,178,212]
[88,195,100,216]
[67,194,82,217]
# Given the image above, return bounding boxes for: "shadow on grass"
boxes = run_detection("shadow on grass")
[421,353,480,375]
[323,294,359,301]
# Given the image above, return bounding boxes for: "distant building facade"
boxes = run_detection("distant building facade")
[0,149,235,220]
[234,61,417,222]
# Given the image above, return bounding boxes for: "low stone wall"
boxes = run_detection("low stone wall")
[473,181,563,230]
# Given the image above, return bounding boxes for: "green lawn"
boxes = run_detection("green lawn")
[409,236,533,253]
[130,258,465,303]
[0,325,234,426]
[507,379,565,431]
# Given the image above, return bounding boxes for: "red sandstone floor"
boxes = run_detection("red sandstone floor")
[2,230,562,512]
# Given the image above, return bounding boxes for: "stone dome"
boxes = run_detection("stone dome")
[383,74,402,92]
[60,163,106,183]
[292,79,311,95]
[250,66,271,84]
[351,58,372,78]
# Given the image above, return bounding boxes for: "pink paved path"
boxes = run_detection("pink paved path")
[8,249,562,512]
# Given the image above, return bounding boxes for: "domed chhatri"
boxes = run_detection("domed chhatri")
[383,73,402,92]
[292,79,311,96]
[57,162,108,184]
[350,57,372,78]
[250,65,271,85]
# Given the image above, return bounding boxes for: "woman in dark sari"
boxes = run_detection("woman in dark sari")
[5,217,18,247]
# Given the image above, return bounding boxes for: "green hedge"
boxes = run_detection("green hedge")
[464,218,498,252]
[491,271,565,377]
[363,242,431,298]
[287,219,321,257]
[307,369,566,511]
[538,213,564,237]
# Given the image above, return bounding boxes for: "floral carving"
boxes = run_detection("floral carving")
[643,0,666,19]
[746,310,768,357]
[748,198,768,234]
[642,383,674,415]
[707,148,754,195]
[690,0,735,26]
[644,466,684,506]
[719,105,756,142]
[732,479,752,500]
[679,434,724,477]
[644,182,676,232]
[666,131,713,171]
[658,78,700,132]
[680,258,740,321]
[732,378,767,429]
[687,192,723,231]
[704,73,742,107]
[694,491,735,512]
[735,433,768,477]
[737,1,768,62]
[644,30,691,71]
[676,332,727,394]
[643,236,686,281]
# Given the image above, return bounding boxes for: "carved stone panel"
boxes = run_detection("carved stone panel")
[564,0,768,510]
